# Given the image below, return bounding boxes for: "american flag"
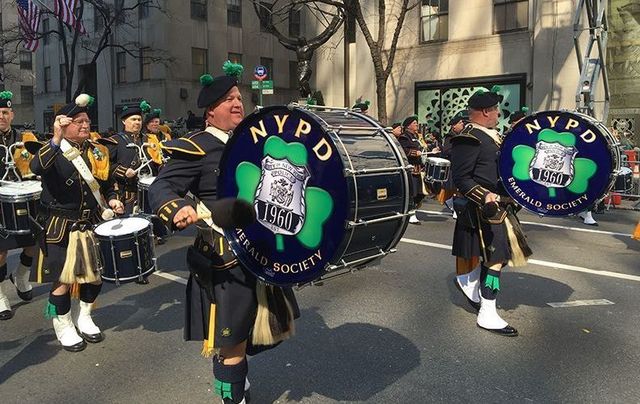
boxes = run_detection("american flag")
[16,0,41,52]
[54,0,87,34]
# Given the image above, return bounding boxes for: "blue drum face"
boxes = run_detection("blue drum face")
[218,106,349,286]
[499,110,614,216]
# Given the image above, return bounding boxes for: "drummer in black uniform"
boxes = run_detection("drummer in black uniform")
[0,91,38,320]
[28,94,124,351]
[149,63,298,404]
[449,88,532,336]
[398,115,425,224]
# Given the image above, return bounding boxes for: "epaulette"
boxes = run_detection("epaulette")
[450,124,481,144]
[161,130,223,157]
[23,140,47,154]
[96,136,118,145]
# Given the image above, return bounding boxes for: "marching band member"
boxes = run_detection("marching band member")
[507,106,529,130]
[0,91,37,320]
[28,94,124,352]
[149,62,298,404]
[399,115,426,224]
[352,99,370,115]
[142,105,168,175]
[450,88,532,336]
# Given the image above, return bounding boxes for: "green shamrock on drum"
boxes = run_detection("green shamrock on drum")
[235,136,333,252]
[512,129,597,198]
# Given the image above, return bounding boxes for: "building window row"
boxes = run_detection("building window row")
[494,0,529,33]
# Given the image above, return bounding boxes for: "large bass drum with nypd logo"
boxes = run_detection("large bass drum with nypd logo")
[218,105,413,286]
[499,110,620,216]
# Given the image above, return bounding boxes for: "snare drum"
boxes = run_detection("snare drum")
[94,216,156,284]
[613,167,633,193]
[137,176,156,214]
[424,157,451,183]
[219,105,412,286]
[0,180,41,234]
[499,110,621,216]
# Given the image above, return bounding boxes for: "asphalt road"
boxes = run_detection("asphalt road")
[1,200,639,403]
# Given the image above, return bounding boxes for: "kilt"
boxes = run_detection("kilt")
[452,205,512,264]
[30,211,102,284]
[185,248,299,353]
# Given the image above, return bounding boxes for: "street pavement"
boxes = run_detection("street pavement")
[1,200,639,403]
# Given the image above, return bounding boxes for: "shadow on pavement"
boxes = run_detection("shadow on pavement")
[250,307,420,403]
[0,334,57,385]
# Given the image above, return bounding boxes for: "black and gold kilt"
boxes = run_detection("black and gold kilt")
[452,205,512,263]
[185,244,299,353]
[0,233,36,251]
[31,209,102,284]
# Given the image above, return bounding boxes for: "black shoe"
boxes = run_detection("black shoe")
[477,324,519,337]
[453,278,480,311]
[135,277,149,285]
[62,340,87,352]
[9,274,33,301]
[80,331,104,344]
[0,309,13,321]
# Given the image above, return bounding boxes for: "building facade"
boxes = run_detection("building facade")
[0,2,37,128]
[33,0,300,133]
[313,0,637,144]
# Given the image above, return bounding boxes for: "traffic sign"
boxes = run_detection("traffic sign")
[251,80,273,90]
[262,89,274,95]
[254,65,267,76]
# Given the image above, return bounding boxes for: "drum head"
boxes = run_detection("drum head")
[218,106,350,286]
[499,110,617,216]
[0,180,42,196]
[425,157,450,166]
[95,216,151,236]
[138,176,156,186]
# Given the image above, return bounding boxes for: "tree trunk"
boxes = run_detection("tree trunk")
[376,75,388,125]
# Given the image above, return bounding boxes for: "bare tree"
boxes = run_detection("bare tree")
[1,0,171,102]
[253,0,345,98]
[342,0,419,124]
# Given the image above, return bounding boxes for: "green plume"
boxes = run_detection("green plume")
[0,91,13,100]
[87,95,95,107]
[122,106,129,111]
[521,106,529,113]
[200,74,214,87]
[474,88,486,95]
[140,100,151,113]
[490,85,502,93]
[222,60,244,78]
[153,108,162,115]
[306,96,317,106]
[364,100,370,106]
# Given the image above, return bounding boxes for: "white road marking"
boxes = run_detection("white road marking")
[547,299,615,308]
[153,270,188,285]
[400,237,640,283]
[416,209,633,237]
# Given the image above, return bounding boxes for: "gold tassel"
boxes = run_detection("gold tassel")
[70,283,80,299]
[201,303,216,358]
[59,230,80,284]
[505,217,528,267]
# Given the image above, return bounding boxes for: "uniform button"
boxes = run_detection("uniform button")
[83,203,87,207]
[83,191,87,195]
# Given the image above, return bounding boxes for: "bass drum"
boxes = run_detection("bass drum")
[499,110,620,216]
[218,105,412,286]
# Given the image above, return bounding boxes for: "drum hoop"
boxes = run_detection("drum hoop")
[0,191,41,201]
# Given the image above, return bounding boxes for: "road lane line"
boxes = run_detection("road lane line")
[416,209,632,237]
[547,299,614,308]
[153,270,188,285]
[400,237,640,283]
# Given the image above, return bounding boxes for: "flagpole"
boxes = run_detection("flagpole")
[30,0,54,14]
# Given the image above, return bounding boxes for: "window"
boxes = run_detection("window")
[192,48,208,80]
[289,61,298,90]
[258,2,272,32]
[140,48,152,80]
[20,51,32,70]
[191,0,207,20]
[421,0,448,42]
[115,0,125,24]
[59,64,66,92]
[44,67,51,93]
[139,1,150,19]
[289,7,301,37]
[42,18,50,45]
[117,52,126,83]
[260,57,273,80]
[494,0,528,33]
[21,86,33,105]
[227,53,242,64]
[227,0,241,27]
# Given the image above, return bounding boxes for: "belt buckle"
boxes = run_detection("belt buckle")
[80,209,92,220]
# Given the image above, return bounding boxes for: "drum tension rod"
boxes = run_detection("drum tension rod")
[327,248,397,272]
[344,166,413,176]
[347,213,409,228]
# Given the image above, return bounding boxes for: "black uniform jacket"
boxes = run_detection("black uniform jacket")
[101,131,143,190]
[398,130,423,174]
[28,139,118,216]
[148,127,227,229]
[450,123,506,206]
[1,127,39,180]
